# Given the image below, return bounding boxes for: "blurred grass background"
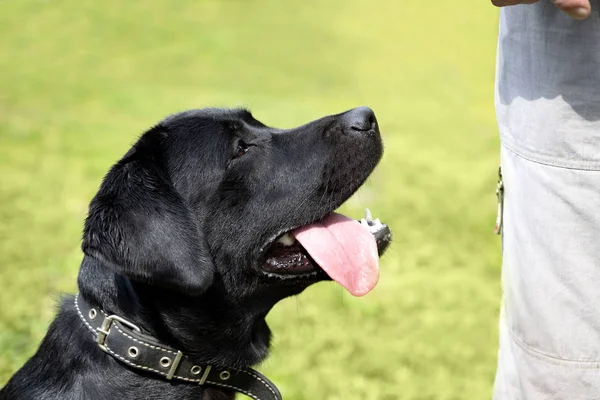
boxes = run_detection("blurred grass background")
[0,1,502,399]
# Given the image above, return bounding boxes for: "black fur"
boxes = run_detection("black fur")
[1,107,384,400]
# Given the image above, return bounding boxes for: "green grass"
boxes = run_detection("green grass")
[0,1,502,399]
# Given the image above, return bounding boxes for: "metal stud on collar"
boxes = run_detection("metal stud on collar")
[128,346,139,358]
[220,370,231,381]
[160,357,171,368]
[191,365,202,375]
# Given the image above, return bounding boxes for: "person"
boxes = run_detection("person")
[491,0,600,398]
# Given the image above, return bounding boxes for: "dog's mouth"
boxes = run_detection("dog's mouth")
[261,209,391,297]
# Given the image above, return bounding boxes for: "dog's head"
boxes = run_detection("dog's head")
[82,107,390,309]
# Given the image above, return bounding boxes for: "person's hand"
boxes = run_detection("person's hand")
[491,0,591,20]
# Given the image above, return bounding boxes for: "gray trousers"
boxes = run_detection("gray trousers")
[494,144,600,399]
[493,3,600,399]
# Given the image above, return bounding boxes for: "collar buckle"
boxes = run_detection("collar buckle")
[96,314,141,352]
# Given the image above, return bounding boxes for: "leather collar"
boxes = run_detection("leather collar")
[74,294,282,400]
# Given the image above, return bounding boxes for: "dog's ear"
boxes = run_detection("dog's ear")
[82,129,215,295]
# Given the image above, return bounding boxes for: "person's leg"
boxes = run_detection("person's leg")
[493,144,600,400]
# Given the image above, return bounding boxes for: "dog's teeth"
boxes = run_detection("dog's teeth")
[365,208,373,222]
[370,224,383,233]
[374,218,381,225]
[276,233,296,246]
[263,270,318,280]
[360,218,369,227]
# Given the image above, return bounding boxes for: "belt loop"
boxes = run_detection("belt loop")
[166,351,183,380]
[199,365,212,385]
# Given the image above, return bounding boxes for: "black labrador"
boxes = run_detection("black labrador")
[1,107,391,400]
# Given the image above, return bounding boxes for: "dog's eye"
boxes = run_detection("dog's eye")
[233,140,250,159]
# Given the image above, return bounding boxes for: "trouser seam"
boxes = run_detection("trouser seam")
[506,322,600,369]
[502,139,600,172]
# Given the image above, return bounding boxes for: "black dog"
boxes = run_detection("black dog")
[1,107,391,400]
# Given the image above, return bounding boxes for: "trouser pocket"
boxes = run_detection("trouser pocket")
[499,144,600,363]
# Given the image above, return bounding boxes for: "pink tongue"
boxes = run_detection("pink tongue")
[291,212,379,296]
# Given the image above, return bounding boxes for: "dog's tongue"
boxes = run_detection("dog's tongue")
[292,212,379,296]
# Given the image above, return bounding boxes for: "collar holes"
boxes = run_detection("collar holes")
[219,370,231,381]
[160,357,172,368]
[128,346,139,358]
[191,365,202,375]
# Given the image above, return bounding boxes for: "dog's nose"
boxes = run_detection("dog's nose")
[342,106,377,133]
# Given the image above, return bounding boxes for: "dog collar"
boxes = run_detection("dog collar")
[74,294,282,400]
